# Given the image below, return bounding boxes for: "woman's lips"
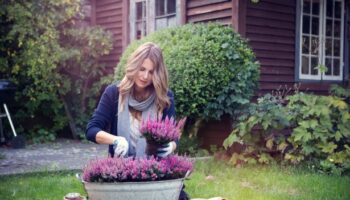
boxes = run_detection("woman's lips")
[140,80,148,84]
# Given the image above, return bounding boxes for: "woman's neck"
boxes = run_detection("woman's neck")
[133,87,152,102]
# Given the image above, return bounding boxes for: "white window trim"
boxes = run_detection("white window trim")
[298,0,345,81]
[129,0,182,41]
[322,0,345,81]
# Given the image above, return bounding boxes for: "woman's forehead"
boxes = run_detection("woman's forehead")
[140,58,155,70]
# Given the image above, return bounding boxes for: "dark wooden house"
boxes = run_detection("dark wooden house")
[90,0,350,148]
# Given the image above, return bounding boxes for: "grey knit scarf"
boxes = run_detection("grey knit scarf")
[117,90,157,158]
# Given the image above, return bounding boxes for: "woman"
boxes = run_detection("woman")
[86,42,177,158]
[86,42,189,199]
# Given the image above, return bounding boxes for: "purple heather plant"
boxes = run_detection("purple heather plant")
[140,116,186,144]
[82,155,193,183]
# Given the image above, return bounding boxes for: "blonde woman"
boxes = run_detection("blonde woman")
[86,42,190,200]
[86,42,176,158]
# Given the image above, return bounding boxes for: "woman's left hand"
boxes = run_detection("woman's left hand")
[157,141,176,158]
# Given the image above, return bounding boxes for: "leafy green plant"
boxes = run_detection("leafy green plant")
[115,23,259,136]
[224,91,350,175]
[330,84,350,103]
[30,128,56,144]
[286,93,350,174]
[177,133,202,156]
[0,1,113,140]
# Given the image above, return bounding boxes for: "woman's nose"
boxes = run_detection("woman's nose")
[143,72,149,79]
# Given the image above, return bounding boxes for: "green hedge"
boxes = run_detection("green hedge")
[115,23,259,121]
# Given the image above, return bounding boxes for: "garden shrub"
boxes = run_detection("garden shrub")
[224,91,350,175]
[330,84,350,103]
[0,1,113,141]
[115,23,259,131]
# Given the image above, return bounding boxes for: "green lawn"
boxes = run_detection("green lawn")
[0,159,349,200]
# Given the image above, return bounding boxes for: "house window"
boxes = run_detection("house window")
[135,0,147,39]
[130,0,180,41]
[299,0,345,80]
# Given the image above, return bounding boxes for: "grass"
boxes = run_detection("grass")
[0,170,85,200]
[187,160,350,200]
[0,159,349,200]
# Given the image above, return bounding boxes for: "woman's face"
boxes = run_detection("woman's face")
[134,58,155,92]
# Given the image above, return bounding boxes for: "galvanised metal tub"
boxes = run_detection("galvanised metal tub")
[82,178,184,200]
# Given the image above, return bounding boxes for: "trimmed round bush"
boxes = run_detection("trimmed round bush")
[115,23,259,120]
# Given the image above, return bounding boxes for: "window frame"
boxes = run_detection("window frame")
[129,0,181,41]
[296,0,347,82]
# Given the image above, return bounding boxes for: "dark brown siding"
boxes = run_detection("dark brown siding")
[94,0,124,73]
[187,0,232,25]
[245,0,298,96]
[197,115,233,150]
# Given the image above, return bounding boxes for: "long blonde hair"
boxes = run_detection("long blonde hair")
[118,42,170,112]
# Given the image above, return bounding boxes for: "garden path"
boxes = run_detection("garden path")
[0,139,108,175]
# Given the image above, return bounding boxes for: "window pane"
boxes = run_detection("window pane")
[334,1,341,19]
[327,0,334,17]
[311,37,319,55]
[302,56,310,74]
[156,0,165,16]
[136,2,143,20]
[168,16,177,26]
[311,57,319,75]
[325,39,333,56]
[325,58,332,75]
[303,16,310,34]
[311,17,319,35]
[136,21,147,39]
[333,59,340,76]
[136,22,142,39]
[302,36,310,53]
[334,39,340,56]
[303,0,311,14]
[326,19,333,36]
[167,0,176,14]
[155,18,167,30]
[312,1,320,15]
[334,20,341,37]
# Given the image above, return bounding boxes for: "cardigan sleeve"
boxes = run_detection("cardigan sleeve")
[86,84,117,143]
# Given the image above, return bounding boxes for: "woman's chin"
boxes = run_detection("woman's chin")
[135,83,149,91]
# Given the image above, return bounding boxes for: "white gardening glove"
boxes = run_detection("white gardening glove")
[113,136,129,157]
[157,141,176,158]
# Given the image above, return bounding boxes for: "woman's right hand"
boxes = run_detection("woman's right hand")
[113,136,129,157]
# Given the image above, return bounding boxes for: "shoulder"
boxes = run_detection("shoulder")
[104,83,119,96]
[100,83,119,106]
[167,89,174,99]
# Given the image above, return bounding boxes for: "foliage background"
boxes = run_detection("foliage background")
[115,23,260,135]
[0,1,113,142]
[224,85,350,175]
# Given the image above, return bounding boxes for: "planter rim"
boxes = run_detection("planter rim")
[82,177,185,184]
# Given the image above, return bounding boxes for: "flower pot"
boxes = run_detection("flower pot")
[145,140,160,157]
[82,178,184,200]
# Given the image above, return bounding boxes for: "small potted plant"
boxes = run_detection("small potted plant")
[140,116,186,156]
[81,155,193,200]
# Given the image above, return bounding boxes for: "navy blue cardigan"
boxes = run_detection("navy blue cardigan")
[86,84,176,156]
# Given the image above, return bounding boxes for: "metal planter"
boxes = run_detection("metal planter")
[83,178,184,200]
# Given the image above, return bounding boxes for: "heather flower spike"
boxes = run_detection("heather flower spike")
[140,116,187,144]
[82,155,193,183]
